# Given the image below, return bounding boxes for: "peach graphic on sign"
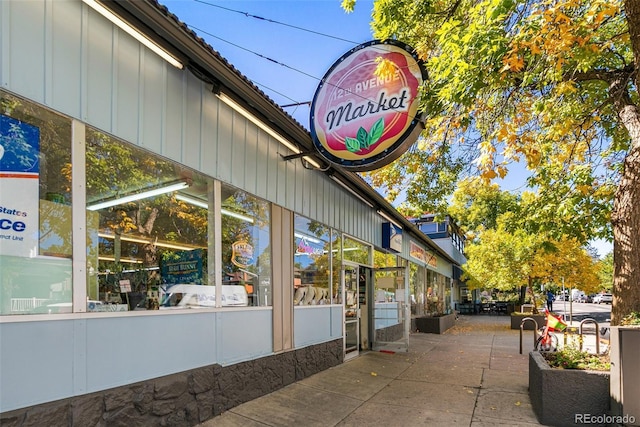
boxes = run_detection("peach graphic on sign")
[311,40,426,171]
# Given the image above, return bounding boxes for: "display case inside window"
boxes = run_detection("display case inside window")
[293,215,330,305]
[86,128,211,311]
[0,90,73,315]
[220,183,271,307]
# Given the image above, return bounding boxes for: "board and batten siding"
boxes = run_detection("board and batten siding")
[0,0,378,243]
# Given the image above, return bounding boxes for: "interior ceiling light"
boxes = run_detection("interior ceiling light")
[87,182,189,211]
[98,232,197,251]
[216,92,322,169]
[82,0,183,69]
[377,210,402,228]
[98,256,143,264]
[175,194,255,224]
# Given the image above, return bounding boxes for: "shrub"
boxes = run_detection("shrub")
[543,345,610,371]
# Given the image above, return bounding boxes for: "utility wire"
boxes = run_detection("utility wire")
[193,0,361,45]
[186,2,417,124]
[191,22,415,121]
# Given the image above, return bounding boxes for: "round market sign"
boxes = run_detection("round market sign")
[310,40,427,171]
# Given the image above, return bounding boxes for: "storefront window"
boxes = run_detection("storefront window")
[86,128,211,311]
[343,236,371,265]
[410,263,425,317]
[1,90,73,315]
[293,215,330,305]
[426,269,450,315]
[220,183,271,307]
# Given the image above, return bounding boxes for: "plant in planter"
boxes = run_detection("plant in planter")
[543,345,610,371]
[620,311,640,326]
[530,345,610,426]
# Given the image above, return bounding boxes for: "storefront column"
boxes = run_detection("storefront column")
[271,205,294,352]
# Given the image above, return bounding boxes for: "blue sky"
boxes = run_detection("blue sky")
[159,0,613,258]
[160,0,376,127]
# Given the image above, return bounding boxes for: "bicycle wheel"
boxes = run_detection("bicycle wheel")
[535,330,559,351]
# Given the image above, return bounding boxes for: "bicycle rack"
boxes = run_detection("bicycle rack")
[519,317,539,354]
[578,318,601,355]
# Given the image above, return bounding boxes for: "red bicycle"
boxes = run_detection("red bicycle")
[535,309,567,351]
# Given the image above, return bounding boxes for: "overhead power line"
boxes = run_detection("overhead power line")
[189,25,322,84]
[193,0,360,44]
[184,1,417,126]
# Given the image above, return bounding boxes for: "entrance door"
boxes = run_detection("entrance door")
[371,267,409,353]
[343,262,360,360]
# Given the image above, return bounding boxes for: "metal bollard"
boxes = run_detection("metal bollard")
[579,318,600,355]
[519,317,539,354]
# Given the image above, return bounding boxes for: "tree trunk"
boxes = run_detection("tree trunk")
[611,0,640,325]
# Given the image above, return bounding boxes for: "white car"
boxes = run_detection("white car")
[596,293,613,304]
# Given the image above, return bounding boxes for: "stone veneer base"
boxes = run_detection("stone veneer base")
[0,339,343,427]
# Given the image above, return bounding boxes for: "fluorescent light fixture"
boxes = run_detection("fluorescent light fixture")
[302,156,322,169]
[221,208,255,223]
[294,232,322,244]
[98,256,143,264]
[377,210,402,228]
[98,232,197,251]
[175,194,208,209]
[175,194,255,223]
[329,175,375,208]
[217,93,297,151]
[82,0,183,69]
[216,92,322,169]
[87,182,189,211]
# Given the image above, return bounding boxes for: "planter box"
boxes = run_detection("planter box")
[529,351,610,427]
[511,314,545,330]
[610,326,640,426]
[415,313,456,334]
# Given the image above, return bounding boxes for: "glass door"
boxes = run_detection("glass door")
[343,262,360,360]
[372,266,409,353]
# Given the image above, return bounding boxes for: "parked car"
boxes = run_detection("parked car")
[572,290,587,302]
[593,293,613,304]
[598,293,613,304]
[575,294,589,303]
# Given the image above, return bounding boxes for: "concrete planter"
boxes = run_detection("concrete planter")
[511,314,545,330]
[415,313,456,334]
[529,351,610,427]
[610,326,640,426]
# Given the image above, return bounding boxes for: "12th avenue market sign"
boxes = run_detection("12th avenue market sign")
[310,40,427,171]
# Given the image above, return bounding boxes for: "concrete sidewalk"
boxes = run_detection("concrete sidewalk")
[198,315,542,426]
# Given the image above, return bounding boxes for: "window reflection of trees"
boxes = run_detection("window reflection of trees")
[221,184,270,306]
[293,216,330,305]
[86,129,209,295]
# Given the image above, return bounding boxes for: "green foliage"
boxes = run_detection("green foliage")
[621,312,640,326]
[597,252,614,292]
[543,345,610,371]
[447,178,520,236]
[347,0,631,243]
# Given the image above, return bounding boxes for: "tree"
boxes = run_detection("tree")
[597,251,614,292]
[464,221,600,309]
[447,177,520,234]
[344,0,639,324]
